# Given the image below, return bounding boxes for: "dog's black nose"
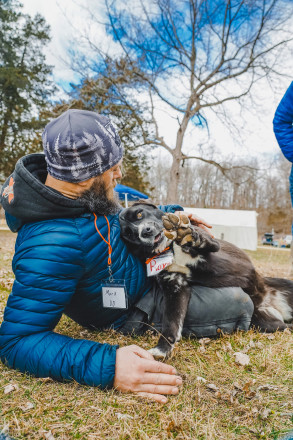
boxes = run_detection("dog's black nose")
[142,226,154,238]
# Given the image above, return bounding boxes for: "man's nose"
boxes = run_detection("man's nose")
[115,168,122,179]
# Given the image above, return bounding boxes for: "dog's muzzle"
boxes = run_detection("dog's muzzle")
[138,221,163,243]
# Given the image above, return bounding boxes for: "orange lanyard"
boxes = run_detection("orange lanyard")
[94,214,112,266]
[145,247,170,265]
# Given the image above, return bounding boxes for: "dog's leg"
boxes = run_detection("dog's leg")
[149,273,191,359]
[179,227,220,254]
[251,309,293,332]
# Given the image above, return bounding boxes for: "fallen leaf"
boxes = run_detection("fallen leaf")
[41,431,55,440]
[242,380,257,399]
[197,389,201,402]
[40,377,54,383]
[222,342,233,352]
[206,383,219,392]
[198,346,206,354]
[20,401,34,412]
[283,328,291,335]
[257,384,278,391]
[242,340,256,353]
[234,352,250,366]
[196,376,207,383]
[260,408,271,420]
[243,380,255,393]
[231,389,238,398]
[267,334,275,340]
[233,382,243,391]
[199,338,211,345]
[4,383,19,394]
[166,421,182,435]
[116,412,134,420]
[245,391,256,399]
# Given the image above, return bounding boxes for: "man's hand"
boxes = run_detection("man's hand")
[175,211,213,237]
[113,345,182,403]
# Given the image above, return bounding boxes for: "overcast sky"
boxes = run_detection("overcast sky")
[21,0,293,161]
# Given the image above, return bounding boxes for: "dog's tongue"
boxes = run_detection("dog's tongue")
[154,232,162,242]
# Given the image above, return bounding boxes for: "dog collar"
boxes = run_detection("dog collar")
[145,247,170,265]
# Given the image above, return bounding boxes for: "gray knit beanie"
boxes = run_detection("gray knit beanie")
[42,109,123,182]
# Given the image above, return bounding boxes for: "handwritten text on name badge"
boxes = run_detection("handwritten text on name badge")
[146,253,173,277]
[102,286,127,309]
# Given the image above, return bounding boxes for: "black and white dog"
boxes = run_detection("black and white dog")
[119,202,293,358]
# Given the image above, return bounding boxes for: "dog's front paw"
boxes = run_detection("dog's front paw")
[148,346,170,359]
[148,345,174,359]
[163,213,193,244]
[148,336,175,359]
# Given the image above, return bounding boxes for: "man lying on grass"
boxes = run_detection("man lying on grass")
[0,110,253,403]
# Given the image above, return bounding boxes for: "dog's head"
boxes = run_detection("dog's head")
[119,201,170,259]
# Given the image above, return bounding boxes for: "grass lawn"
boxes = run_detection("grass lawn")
[0,230,292,440]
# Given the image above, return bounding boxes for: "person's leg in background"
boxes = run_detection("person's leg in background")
[289,165,293,276]
[119,284,254,339]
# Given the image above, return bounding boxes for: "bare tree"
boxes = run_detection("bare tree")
[74,0,292,202]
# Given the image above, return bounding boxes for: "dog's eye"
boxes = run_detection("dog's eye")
[137,212,143,219]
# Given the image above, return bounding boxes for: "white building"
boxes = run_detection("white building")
[183,207,258,251]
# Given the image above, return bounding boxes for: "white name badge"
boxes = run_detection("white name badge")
[102,282,128,309]
[146,252,173,277]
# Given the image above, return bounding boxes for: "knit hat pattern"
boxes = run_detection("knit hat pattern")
[42,109,123,182]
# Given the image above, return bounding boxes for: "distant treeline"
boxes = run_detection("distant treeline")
[148,153,292,235]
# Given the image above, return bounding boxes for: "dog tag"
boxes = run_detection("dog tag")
[146,252,173,277]
[102,281,128,309]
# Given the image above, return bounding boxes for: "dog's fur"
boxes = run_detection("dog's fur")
[119,202,293,357]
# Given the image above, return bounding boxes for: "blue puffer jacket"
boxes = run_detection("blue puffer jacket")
[0,154,182,389]
[273,82,293,162]
[273,82,293,204]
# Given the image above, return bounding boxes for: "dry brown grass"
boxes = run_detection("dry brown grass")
[0,230,292,440]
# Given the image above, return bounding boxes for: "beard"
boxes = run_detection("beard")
[78,177,121,215]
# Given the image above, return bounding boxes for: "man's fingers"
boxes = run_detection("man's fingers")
[143,358,177,375]
[143,373,182,386]
[136,392,168,404]
[198,224,215,238]
[130,345,154,360]
[186,213,212,228]
[137,384,180,395]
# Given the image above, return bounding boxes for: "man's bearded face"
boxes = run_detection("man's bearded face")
[78,175,121,215]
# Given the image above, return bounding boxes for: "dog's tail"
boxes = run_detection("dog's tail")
[251,277,293,331]
[264,277,293,309]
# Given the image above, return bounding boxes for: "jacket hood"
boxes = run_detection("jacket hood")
[0,154,87,232]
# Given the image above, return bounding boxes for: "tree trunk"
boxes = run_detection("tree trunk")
[166,113,191,203]
[0,109,10,153]
[166,155,181,203]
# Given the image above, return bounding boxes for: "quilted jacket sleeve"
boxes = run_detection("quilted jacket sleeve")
[273,82,293,162]
[158,204,184,212]
[0,222,118,388]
